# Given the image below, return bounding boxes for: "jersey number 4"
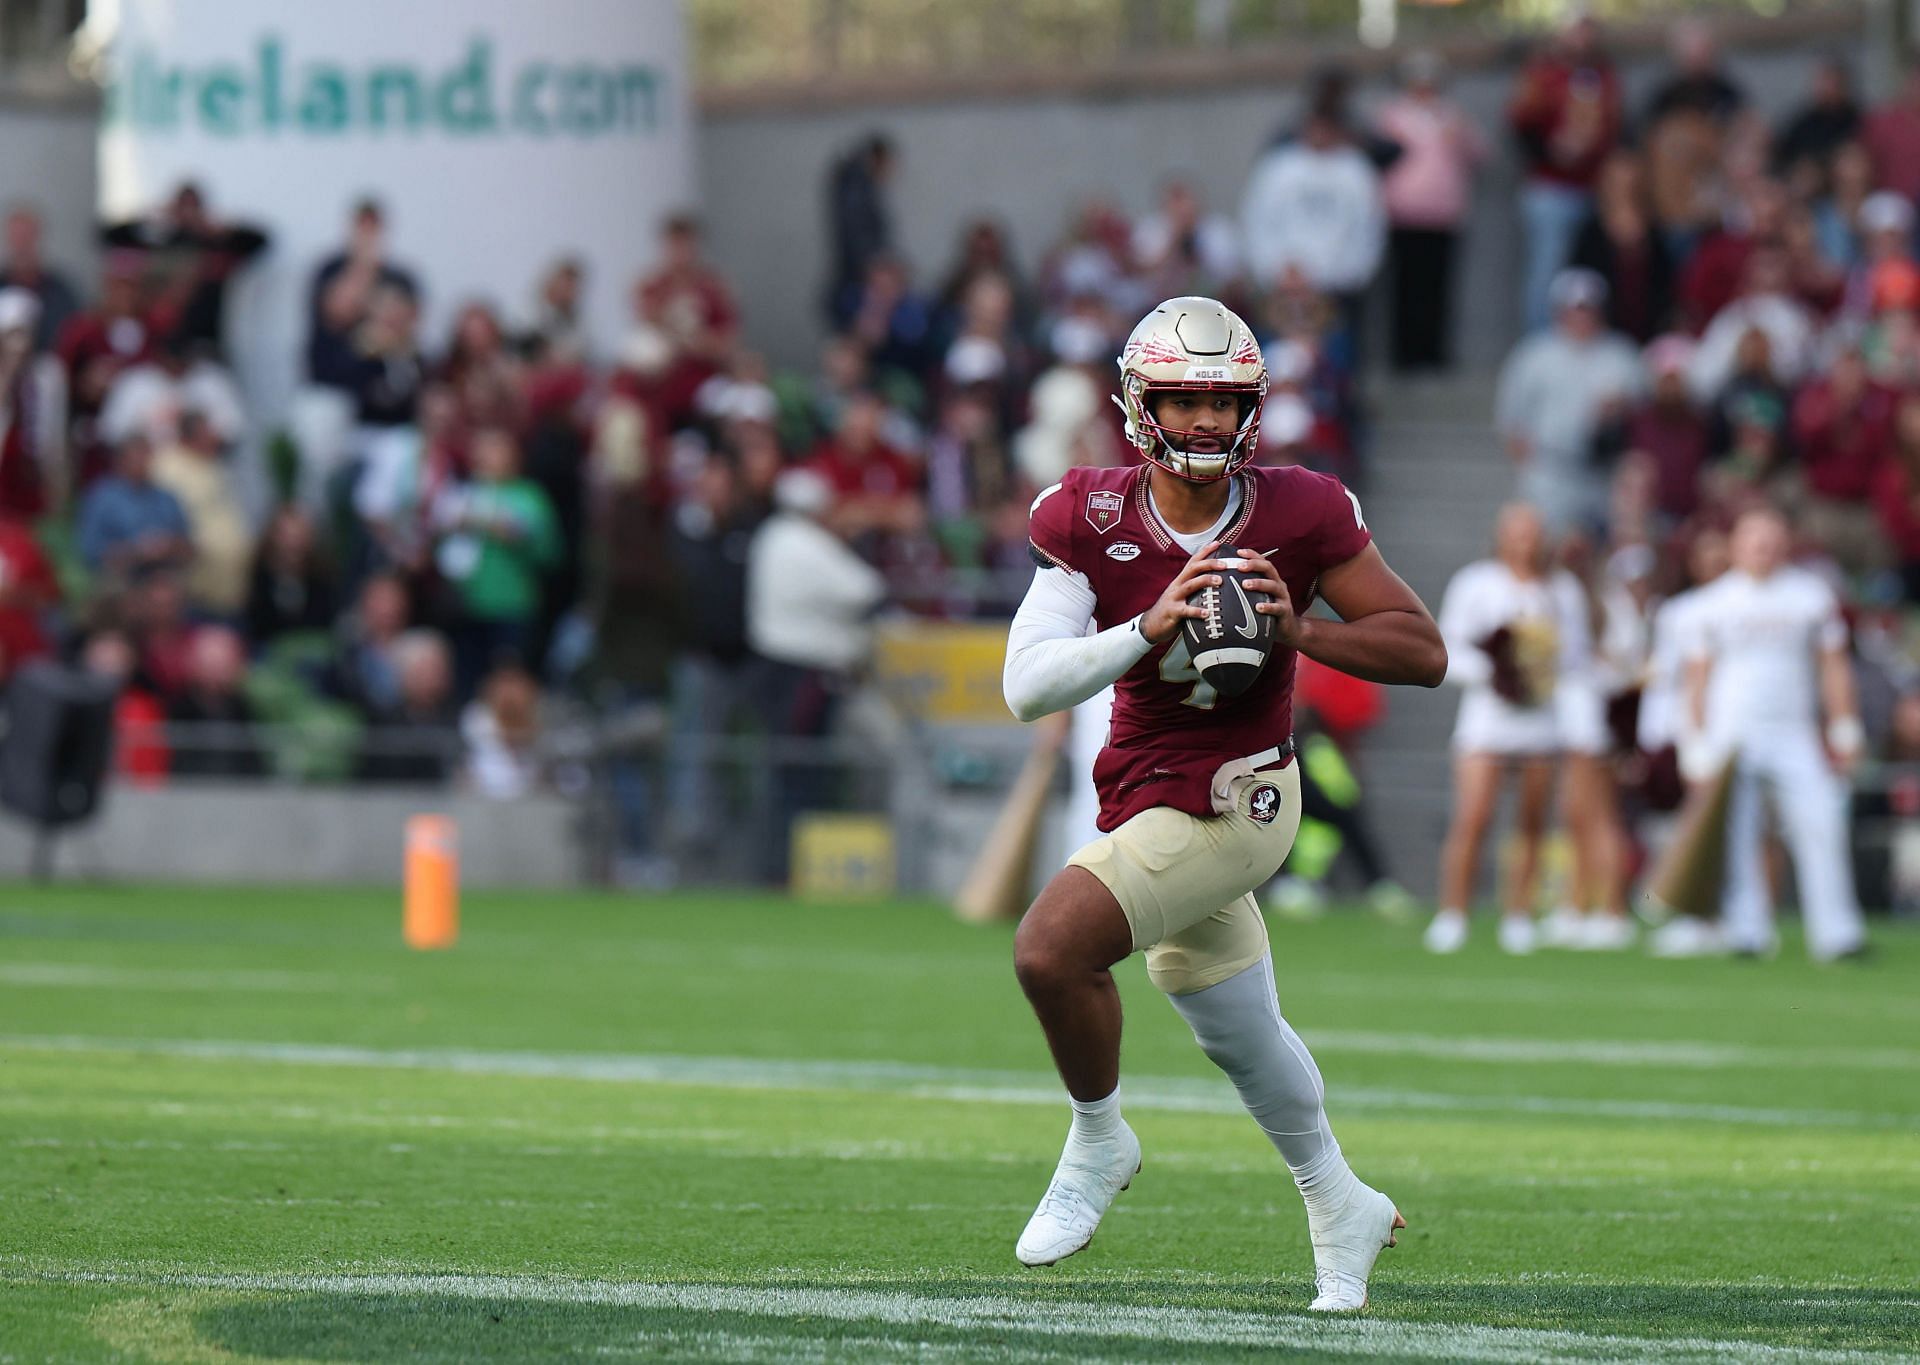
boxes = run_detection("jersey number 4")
[1158,637,1220,710]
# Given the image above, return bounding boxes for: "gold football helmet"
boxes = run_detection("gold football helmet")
[1115,296,1269,481]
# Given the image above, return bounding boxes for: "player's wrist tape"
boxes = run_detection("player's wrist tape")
[1827,716,1865,756]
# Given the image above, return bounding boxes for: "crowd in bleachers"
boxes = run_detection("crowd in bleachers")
[0,18,1916,866]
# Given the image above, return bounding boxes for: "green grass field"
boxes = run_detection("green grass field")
[1,885,1917,1363]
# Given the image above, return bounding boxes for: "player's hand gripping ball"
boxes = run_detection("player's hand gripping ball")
[1181,546,1277,699]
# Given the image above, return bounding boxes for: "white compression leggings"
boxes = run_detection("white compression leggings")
[1164,952,1341,1181]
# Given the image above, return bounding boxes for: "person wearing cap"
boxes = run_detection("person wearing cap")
[1688,247,1815,401]
[1841,190,1916,317]
[1375,51,1486,371]
[1495,267,1644,531]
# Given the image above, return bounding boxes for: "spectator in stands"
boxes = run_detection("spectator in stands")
[152,409,251,618]
[1601,334,1709,527]
[843,254,939,388]
[440,301,521,431]
[937,218,1030,332]
[1040,200,1145,324]
[328,281,428,430]
[1812,142,1876,272]
[0,510,55,683]
[1376,52,1485,371]
[99,334,246,452]
[526,256,589,366]
[806,388,923,540]
[665,449,760,844]
[1792,342,1897,575]
[0,288,64,516]
[1678,179,1786,330]
[1014,310,1120,489]
[942,271,1028,412]
[357,628,459,784]
[1509,15,1623,330]
[80,627,168,784]
[1497,269,1643,532]
[124,567,193,700]
[1775,59,1861,195]
[166,625,263,779]
[1241,94,1386,357]
[1781,199,1846,317]
[1570,151,1676,343]
[58,254,155,464]
[827,133,897,327]
[0,204,79,352]
[632,215,738,425]
[432,426,561,692]
[329,572,412,718]
[308,199,420,390]
[1691,248,1815,399]
[746,467,887,877]
[244,504,335,645]
[101,182,268,356]
[463,663,544,799]
[355,383,467,577]
[1132,180,1242,305]
[76,434,190,580]
[1643,20,1746,129]
[1863,59,1920,207]
[1844,191,1915,317]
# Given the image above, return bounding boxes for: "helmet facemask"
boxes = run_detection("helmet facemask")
[1118,374,1268,482]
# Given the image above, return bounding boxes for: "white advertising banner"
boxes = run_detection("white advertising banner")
[97,0,693,426]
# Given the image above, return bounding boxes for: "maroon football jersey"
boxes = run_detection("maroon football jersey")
[1029,462,1372,831]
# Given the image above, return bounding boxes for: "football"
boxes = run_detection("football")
[1181,546,1275,699]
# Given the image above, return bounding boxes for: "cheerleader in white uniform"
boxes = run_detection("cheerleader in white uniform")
[1426,504,1593,954]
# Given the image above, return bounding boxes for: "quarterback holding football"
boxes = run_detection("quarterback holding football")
[1002,296,1447,1310]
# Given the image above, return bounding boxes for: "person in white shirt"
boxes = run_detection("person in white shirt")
[1426,504,1593,954]
[1240,109,1386,302]
[1495,270,1645,533]
[1681,506,1868,961]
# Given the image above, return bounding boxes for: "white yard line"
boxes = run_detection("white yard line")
[0,962,391,993]
[7,1265,1910,1364]
[0,1033,1911,1132]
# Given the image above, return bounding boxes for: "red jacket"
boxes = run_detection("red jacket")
[1508,55,1622,190]
[1793,379,1897,502]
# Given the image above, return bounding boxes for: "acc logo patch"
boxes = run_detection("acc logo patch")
[1086,489,1125,534]
[1105,541,1141,561]
[1248,783,1282,825]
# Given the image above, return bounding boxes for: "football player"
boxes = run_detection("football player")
[1001,297,1446,1311]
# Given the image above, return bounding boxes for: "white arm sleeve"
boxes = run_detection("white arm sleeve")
[1002,567,1154,723]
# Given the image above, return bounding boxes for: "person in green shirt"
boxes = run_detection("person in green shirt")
[434,427,561,696]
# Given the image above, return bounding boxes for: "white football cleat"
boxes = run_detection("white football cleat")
[1015,1122,1141,1267]
[1577,914,1638,951]
[1308,1182,1405,1312]
[1497,915,1536,956]
[1422,909,1468,954]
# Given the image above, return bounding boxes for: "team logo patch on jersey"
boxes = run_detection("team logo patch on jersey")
[1086,490,1125,533]
[1248,783,1282,825]
[1105,541,1142,561]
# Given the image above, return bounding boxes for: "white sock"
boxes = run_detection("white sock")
[1067,1086,1123,1145]
[1165,954,1357,1218]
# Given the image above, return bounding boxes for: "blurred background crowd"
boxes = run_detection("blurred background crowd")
[1,7,1917,898]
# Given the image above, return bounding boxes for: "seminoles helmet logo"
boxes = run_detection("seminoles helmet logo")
[1114,296,1268,484]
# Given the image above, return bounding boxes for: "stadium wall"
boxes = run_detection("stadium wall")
[696,10,1869,373]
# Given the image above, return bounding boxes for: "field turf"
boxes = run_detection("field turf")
[0,885,1916,1363]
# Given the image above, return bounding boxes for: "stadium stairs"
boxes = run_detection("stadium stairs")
[1345,373,1507,900]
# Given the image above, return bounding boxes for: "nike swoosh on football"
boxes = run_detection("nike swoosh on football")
[1229,576,1260,639]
